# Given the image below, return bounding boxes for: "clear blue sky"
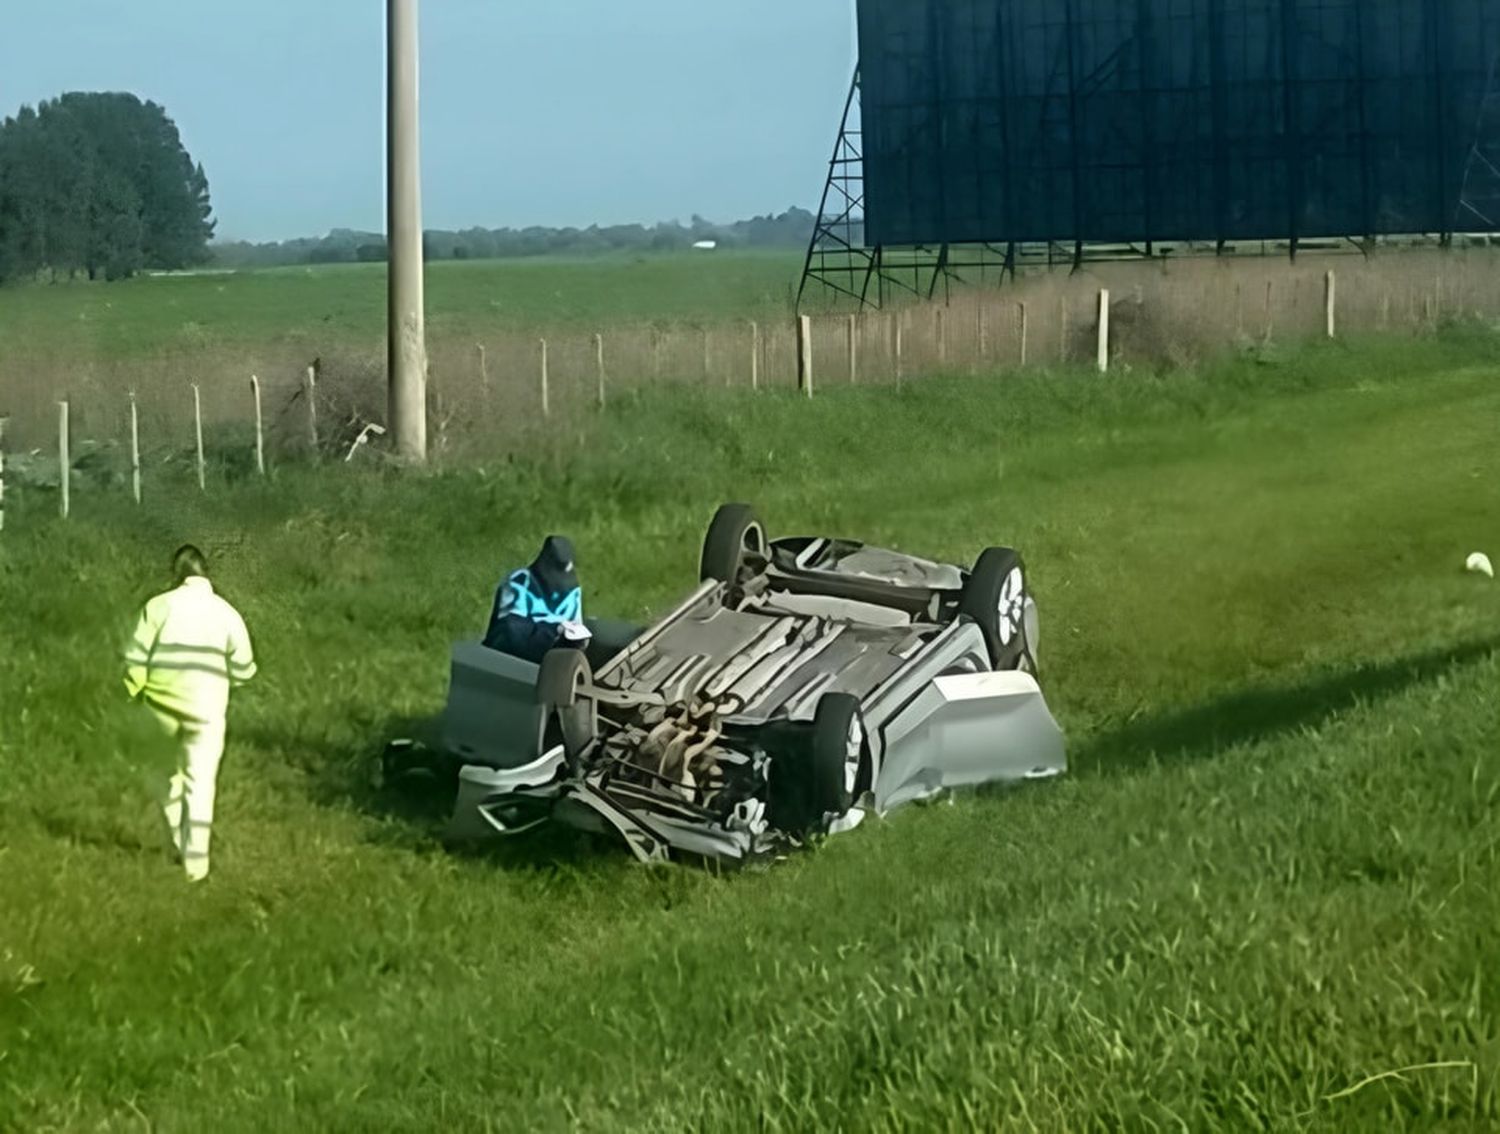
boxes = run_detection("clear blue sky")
[0,1,857,243]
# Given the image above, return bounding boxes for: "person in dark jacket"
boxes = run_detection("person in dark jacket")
[483,536,590,663]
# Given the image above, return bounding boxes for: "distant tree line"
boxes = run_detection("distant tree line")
[211,208,818,269]
[0,92,214,283]
[0,86,811,282]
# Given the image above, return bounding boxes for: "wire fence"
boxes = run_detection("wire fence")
[3,248,1500,529]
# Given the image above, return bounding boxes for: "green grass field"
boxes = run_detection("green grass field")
[0,252,806,361]
[2,330,1498,1130]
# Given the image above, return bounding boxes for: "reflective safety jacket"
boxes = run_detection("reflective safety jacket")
[483,568,582,660]
[123,577,257,723]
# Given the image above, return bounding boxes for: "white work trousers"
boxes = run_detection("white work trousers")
[148,705,227,882]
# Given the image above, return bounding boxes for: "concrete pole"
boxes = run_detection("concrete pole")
[1096,289,1111,373]
[0,416,8,533]
[387,0,428,462]
[893,313,904,388]
[250,375,265,476]
[539,338,550,417]
[129,392,142,504]
[750,321,760,391]
[594,333,606,408]
[797,315,813,397]
[192,383,206,490]
[305,364,319,458]
[58,400,70,520]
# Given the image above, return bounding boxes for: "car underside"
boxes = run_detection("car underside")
[407,504,1067,865]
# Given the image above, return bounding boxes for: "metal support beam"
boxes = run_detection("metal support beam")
[1455,51,1500,231]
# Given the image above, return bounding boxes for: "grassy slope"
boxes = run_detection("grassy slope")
[0,252,804,361]
[2,332,1498,1130]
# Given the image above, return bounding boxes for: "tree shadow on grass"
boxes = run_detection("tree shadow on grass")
[1075,636,1500,777]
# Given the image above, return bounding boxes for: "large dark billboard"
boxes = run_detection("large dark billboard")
[857,0,1498,247]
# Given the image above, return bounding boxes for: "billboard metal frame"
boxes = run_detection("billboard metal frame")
[799,2,1500,313]
[1456,50,1500,230]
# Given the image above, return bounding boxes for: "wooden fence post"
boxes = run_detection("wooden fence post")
[893,313,904,388]
[1324,270,1337,338]
[797,315,813,398]
[250,375,265,476]
[192,383,206,490]
[305,364,319,457]
[477,343,489,400]
[594,333,606,407]
[540,338,550,417]
[129,391,142,504]
[750,321,760,391]
[1097,289,1111,373]
[0,415,8,533]
[1059,298,1070,363]
[1263,280,1274,342]
[978,303,989,363]
[1018,301,1028,367]
[935,307,947,365]
[58,399,70,520]
[847,314,858,384]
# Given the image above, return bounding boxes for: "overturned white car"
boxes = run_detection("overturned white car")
[405,504,1066,865]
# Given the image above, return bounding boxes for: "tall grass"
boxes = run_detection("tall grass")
[4,247,1500,455]
[2,331,1498,1129]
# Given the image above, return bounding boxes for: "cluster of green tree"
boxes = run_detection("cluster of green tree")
[0,92,215,283]
[210,207,817,268]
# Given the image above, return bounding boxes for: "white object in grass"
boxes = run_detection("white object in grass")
[1466,552,1494,579]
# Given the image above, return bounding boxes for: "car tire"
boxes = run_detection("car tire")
[536,649,595,773]
[536,648,590,707]
[810,692,866,819]
[700,503,768,584]
[959,547,1038,673]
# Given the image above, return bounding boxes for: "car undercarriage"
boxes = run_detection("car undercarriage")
[397,504,1067,865]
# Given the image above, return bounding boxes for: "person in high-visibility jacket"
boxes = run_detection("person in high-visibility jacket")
[483,535,591,663]
[123,544,257,882]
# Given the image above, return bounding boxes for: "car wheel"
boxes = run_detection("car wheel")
[959,547,1038,673]
[811,692,865,819]
[536,648,590,707]
[536,649,595,772]
[700,503,768,584]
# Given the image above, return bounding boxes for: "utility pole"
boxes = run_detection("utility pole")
[387,0,427,462]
